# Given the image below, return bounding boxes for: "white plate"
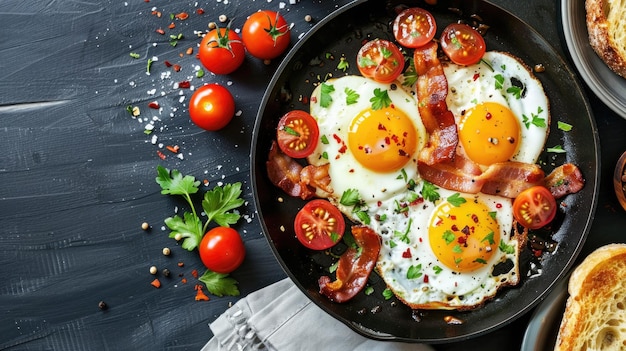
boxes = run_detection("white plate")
[561,0,626,118]
[520,275,569,351]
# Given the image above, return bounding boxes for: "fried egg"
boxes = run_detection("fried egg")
[307,75,427,217]
[305,51,549,310]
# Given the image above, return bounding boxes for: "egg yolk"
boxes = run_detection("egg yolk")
[428,198,501,272]
[458,102,520,166]
[348,106,417,173]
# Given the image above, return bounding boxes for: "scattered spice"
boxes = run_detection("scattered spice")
[162,268,171,277]
[181,277,188,284]
[155,28,165,35]
[129,52,141,59]
[191,269,199,278]
[174,12,189,20]
[194,285,210,301]
[178,80,190,89]
[148,101,160,109]
[156,150,166,160]
[151,278,162,288]
[141,222,150,230]
[177,261,185,267]
[444,315,464,325]
[166,145,180,153]
[98,301,108,310]
[162,247,171,256]
[218,14,228,23]
[149,266,158,275]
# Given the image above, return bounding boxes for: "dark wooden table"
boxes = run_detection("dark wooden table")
[1,0,624,350]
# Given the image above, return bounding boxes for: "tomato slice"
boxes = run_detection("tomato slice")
[440,23,486,65]
[392,7,437,48]
[276,110,319,158]
[356,39,405,83]
[513,186,557,229]
[294,199,345,250]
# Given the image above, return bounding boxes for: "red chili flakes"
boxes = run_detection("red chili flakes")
[444,315,464,325]
[191,269,199,278]
[177,261,185,267]
[175,12,189,20]
[496,203,502,209]
[473,73,480,81]
[423,274,429,283]
[156,150,166,160]
[471,214,479,223]
[402,248,412,258]
[338,144,347,154]
[332,134,342,144]
[457,236,467,245]
[168,22,176,29]
[485,112,492,120]
[155,28,165,35]
[151,278,162,288]
[186,47,193,55]
[164,60,173,68]
[178,80,190,89]
[196,8,205,15]
[377,123,387,131]
[151,10,162,17]
[194,285,210,301]
[181,278,188,284]
[166,145,180,153]
[173,64,182,72]
[148,101,160,109]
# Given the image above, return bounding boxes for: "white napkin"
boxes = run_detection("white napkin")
[203,278,435,351]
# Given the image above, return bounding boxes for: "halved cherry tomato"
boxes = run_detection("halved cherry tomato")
[199,227,246,274]
[242,10,291,60]
[294,199,345,250]
[198,26,245,75]
[440,23,486,65]
[276,110,319,158]
[513,186,557,229]
[356,39,405,83]
[189,84,235,131]
[392,7,437,48]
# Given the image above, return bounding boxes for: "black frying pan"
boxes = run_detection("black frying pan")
[251,0,599,343]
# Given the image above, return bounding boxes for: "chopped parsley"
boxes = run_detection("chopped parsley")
[337,57,349,72]
[382,288,394,300]
[402,57,418,87]
[558,121,573,131]
[421,180,440,202]
[407,264,423,279]
[499,239,515,254]
[447,193,466,207]
[320,83,335,108]
[320,135,329,144]
[344,87,359,105]
[522,106,546,129]
[394,218,412,244]
[547,145,566,154]
[442,230,455,245]
[482,231,495,245]
[370,88,391,110]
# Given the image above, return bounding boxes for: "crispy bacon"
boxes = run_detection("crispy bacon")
[544,163,585,199]
[480,162,545,198]
[301,163,333,194]
[266,140,315,200]
[319,225,381,303]
[414,41,458,165]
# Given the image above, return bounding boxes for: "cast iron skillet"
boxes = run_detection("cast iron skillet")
[251,0,599,343]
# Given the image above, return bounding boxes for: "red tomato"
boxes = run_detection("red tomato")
[392,7,437,48]
[189,84,235,131]
[198,27,245,75]
[199,227,245,274]
[440,23,486,65]
[276,110,319,158]
[513,186,557,229]
[356,39,405,83]
[242,10,291,60]
[294,199,345,250]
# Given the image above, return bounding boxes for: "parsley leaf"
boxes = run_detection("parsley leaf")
[442,230,455,245]
[433,265,443,274]
[482,231,495,245]
[506,86,523,99]
[421,180,440,202]
[494,74,504,90]
[499,239,515,254]
[558,121,573,131]
[382,288,394,300]
[337,57,349,72]
[447,193,466,207]
[320,83,335,108]
[394,218,413,244]
[370,88,392,110]
[402,57,418,87]
[202,182,245,227]
[164,212,203,251]
[547,145,566,154]
[407,264,423,279]
[199,270,240,297]
[344,87,359,105]
[522,106,546,129]
[340,189,362,207]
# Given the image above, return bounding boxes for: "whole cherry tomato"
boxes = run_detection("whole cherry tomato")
[189,84,235,131]
[198,26,245,75]
[199,227,245,274]
[242,10,291,60]
[513,186,557,229]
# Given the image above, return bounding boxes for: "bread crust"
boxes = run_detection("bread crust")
[585,0,626,78]
[554,244,626,351]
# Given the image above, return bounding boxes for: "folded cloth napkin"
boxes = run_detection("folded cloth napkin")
[202,278,434,351]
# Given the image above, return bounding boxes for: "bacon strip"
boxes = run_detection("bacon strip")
[479,162,545,198]
[266,141,315,200]
[319,225,381,303]
[301,163,333,195]
[414,41,458,165]
[544,163,585,199]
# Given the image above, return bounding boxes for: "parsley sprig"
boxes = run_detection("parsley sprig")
[156,165,245,251]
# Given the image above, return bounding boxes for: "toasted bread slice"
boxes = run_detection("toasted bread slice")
[586,0,626,78]
[554,243,626,351]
